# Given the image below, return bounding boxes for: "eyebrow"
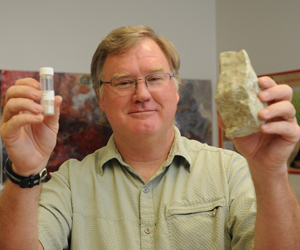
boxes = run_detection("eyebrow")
[111,66,165,79]
[147,66,165,73]
[112,72,131,78]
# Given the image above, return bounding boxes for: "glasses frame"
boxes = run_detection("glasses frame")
[100,72,174,89]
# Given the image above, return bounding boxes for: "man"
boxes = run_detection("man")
[0,25,300,249]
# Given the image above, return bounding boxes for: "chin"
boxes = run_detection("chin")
[131,121,158,135]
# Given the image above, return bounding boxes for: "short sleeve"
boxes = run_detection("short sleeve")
[38,161,73,250]
[227,154,256,249]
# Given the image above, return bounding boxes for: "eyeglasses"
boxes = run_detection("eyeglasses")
[100,72,174,94]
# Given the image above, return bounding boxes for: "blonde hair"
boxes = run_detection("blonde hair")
[91,25,181,126]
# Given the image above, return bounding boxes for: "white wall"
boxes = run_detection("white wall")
[216,1,300,75]
[216,0,300,199]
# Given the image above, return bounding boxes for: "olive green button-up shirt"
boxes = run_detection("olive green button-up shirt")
[38,127,256,250]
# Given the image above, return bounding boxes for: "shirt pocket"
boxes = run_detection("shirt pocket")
[165,197,227,250]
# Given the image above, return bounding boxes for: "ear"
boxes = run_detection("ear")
[98,91,105,111]
[176,92,180,104]
[217,109,226,131]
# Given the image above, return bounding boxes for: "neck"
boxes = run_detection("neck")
[113,128,175,182]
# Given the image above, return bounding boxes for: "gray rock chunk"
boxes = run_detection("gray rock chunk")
[215,49,267,139]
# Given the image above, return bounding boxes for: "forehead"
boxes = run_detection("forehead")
[102,38,170,79]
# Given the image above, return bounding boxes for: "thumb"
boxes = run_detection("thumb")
[43,95,63,128]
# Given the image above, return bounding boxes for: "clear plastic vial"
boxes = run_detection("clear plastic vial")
[39,67,55,116]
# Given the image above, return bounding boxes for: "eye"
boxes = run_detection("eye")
[113,77,135,87]
[147,74,164,82]
[118,80,132,86]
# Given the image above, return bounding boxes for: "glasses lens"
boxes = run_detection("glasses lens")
[109,73,171,94]
[111,77,136,91]
[146,73,169,88]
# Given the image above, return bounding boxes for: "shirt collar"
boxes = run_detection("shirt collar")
[164,126,192,172]
[96,126,194,175]
[95,134,122,176]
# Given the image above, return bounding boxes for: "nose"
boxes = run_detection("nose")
[132,79,151,103]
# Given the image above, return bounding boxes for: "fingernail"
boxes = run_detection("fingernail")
[261,123,270,130]
[261,109,270,118]
[260,91,269,100]
[35,104,44,113]
[35,114,44,121]
[32,91,41,99]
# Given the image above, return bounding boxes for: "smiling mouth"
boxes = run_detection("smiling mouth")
[129,110,155,114]
[128,110,156,116]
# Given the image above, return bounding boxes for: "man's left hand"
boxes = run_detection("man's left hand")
[218,76,300,176]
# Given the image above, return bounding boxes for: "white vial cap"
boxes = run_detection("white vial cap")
[40,67,54,76]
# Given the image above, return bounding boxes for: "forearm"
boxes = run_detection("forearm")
[0,179,41,250]
[252,167,300,249]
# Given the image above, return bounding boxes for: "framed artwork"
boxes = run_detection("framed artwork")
[0,70,213,185]
[176,79,212,146]
[0,70,113,185]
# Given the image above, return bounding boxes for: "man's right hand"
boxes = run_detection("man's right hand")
[0,78,62,176]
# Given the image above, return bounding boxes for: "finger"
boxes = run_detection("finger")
[259,101,296,121]
[258,76,277,90]
[1,113,44,138]
[15,78,41,89]
[5,85,42,103]
[260,121,300,143]
[2,98,44,123]
[258,84,293,103]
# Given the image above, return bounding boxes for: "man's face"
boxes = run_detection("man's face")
[99,38,179,139]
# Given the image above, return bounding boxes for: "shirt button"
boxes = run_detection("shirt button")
[143,187,149,193]
[144,227,151,234]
